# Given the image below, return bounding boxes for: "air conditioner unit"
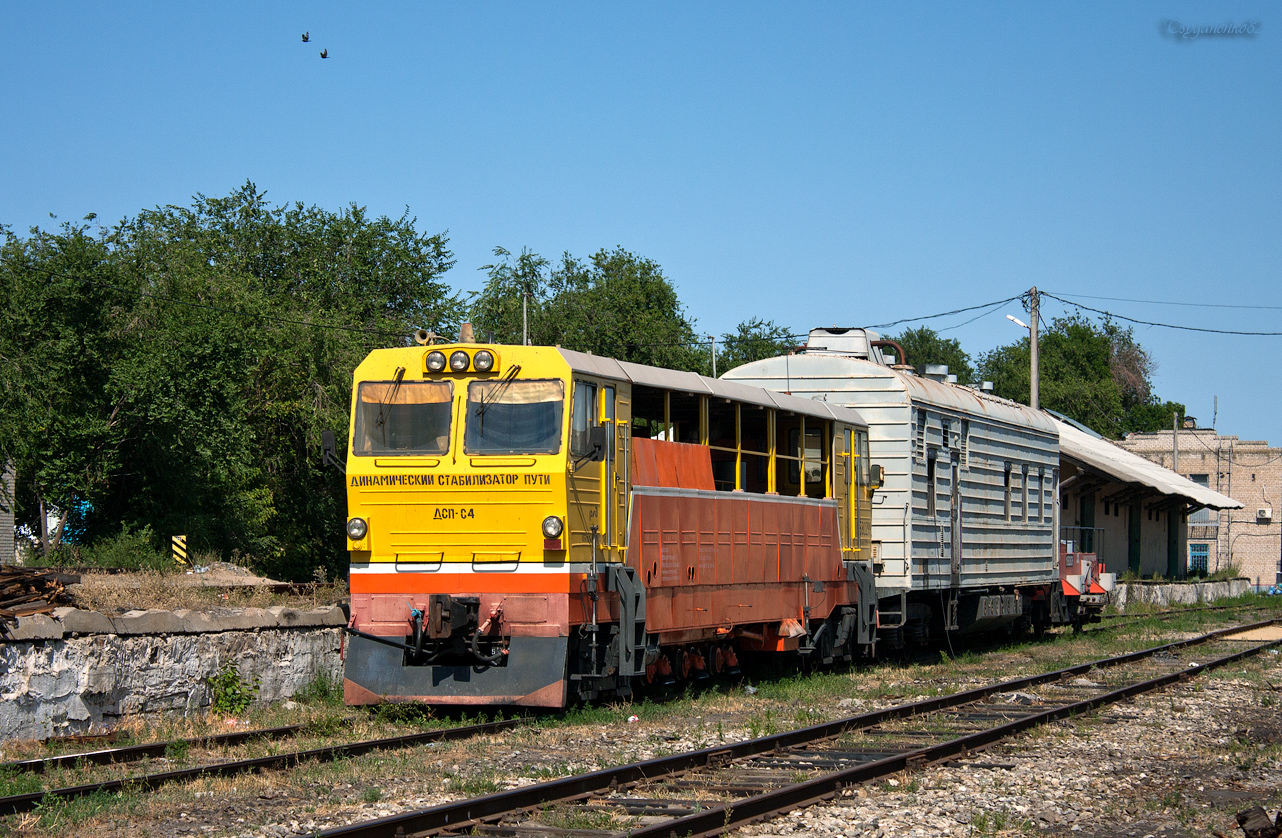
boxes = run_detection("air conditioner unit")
[1258,508,1273,522]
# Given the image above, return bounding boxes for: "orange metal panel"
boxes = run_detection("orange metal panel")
[672,443,716,490]
[625,490,848,635]
[631,439,716,490]
[762,503,779,584]
[655,444,681,487]
[631,438,660,487]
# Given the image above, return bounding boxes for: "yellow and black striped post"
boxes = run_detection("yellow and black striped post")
[172,534,190,568]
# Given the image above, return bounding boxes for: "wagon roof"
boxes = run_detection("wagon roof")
[721,352,1056,435]
[556,348,869,428]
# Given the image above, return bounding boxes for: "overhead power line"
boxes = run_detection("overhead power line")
[865,295,1024,330]
[1041,292,1282,337]
[1047,292,1282,311]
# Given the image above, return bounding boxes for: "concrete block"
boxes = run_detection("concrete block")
[267,606,305,626]
[203,608,273,631]
[3,614,65,641]
[309,606,347,627]
[111,609,184,636]
[264,605,347,628]
[173,610,220,634]
[54,608,116,636]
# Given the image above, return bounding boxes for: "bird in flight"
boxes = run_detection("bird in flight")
[320,48,328,58]
[301,31,310,42]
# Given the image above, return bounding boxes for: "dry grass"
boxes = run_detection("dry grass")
[67,570,347,614]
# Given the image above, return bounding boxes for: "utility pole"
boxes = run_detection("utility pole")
[1028,286,1040,411]
[1172,411,1179,473]
[522,293,529,346]
[709,335,717,378]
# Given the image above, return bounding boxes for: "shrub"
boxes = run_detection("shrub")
[81,524,170,571]
[208,660,259,715]
[295,672,343,707]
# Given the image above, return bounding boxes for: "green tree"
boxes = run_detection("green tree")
[0,183,463,579]
[889,326,975,384]
[472,246,704,371]
[716,318,797,374]
[977,315,1184,438]
[470,247,550,345]
[0,221,130,554]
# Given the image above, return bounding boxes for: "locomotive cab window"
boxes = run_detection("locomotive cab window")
[570,381,597,456]
[464,379,565,455]
[353,380,453,456]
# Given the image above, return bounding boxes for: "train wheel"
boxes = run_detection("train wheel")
[722,643,741,676]
[710,645,725,676]
[689,646,710,681]
[678,650,692,680]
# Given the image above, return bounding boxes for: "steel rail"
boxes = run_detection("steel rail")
[620,631,1282,838]
[2,724,307,775]
[312,618,1277,838]
[0,718,522,817]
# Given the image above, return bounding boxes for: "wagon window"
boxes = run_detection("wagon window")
[465,379,565,455]
[570,381,598,456]
[787,428,824,486]
[353,380,453,456]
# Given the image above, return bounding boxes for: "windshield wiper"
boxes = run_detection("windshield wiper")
[474,364,521,420]
[373,366,407,442]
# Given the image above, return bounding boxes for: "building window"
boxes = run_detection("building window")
[1189,543,1210,576]
[1188,475,1212,524]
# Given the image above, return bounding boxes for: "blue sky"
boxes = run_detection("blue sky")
[3,3,1278,442]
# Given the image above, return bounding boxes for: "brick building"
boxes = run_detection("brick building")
[1053,416,1240,580]
[1119,421,1281,587]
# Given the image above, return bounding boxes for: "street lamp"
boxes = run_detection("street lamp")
[1005,289,1040,411]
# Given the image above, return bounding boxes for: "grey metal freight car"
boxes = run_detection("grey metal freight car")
[723,327,1060,643]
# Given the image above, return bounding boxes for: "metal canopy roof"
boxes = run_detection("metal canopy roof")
[558,349,869,428]
[1052,417,1242,510]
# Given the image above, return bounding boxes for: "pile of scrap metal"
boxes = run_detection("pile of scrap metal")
[0,565,75,622]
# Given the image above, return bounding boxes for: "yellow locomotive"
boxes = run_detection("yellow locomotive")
[342,339,878,707]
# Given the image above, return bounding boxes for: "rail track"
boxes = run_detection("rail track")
[2,606,1275,830]
[308,618,1281,838]
[0,718,522,816]
[1085,599,1266,633]
[2,722,308,774]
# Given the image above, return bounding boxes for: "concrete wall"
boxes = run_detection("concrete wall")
[0,605,345,742]
[1110,578,1251,610]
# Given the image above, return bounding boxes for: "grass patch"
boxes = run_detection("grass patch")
[446,773,501,796]
[0,767,44,798]
[295,673,344,708]
[539,806,636,831]
[34,789,136,832]
[370,703,441,728]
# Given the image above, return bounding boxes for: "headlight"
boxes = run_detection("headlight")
[473,349,495,372]
[425,350,447,372]
[449,350,470,372]
[541,516,564,539]
[346,517,368,540]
